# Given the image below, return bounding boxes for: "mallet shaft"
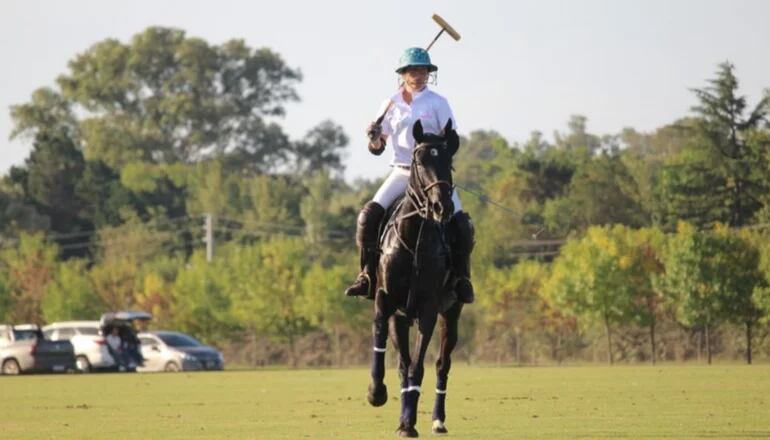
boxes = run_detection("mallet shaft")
[426,28,445,52]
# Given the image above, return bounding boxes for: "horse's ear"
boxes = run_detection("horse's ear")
[443,118,453,135]
[412,120,424,144]
[445,119,459,156]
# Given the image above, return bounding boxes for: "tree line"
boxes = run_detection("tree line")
[1,27,769,366]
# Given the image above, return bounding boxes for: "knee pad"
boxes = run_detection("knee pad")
[449,211,475,254]
[356,201,386,248]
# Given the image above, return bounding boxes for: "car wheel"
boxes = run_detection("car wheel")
[75,356,92,373]
[164,361,181,372]
[2,359,21,375]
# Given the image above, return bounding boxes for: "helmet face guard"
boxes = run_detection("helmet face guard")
[396,47,438,74]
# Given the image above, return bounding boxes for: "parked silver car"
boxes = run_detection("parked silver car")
[1,324,75,375]
[138,331,224,372]
[42,321,115,372]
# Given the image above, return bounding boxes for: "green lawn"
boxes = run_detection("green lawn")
[1,365,768,439]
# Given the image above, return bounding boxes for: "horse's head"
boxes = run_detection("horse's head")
[409,119,459,224]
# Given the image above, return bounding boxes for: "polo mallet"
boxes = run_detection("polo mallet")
[426,14,462,51]
[368,14,461,154]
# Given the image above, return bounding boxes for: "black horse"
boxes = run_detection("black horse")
[367,119,465,437]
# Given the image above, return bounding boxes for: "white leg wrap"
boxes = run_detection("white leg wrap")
[435,389,447,395]
[373,347,386,353]
[400,386,422,393]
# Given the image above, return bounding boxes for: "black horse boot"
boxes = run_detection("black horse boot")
[449,211,475,304]
[345,201,386,299]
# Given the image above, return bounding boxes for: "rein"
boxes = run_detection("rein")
[386,143,453,257]
[404,144,453,220]
[383,142,454,320]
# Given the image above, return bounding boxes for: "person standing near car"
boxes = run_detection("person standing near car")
[106,327,127,371]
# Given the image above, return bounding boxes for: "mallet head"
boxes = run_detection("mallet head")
[432,14,461,41]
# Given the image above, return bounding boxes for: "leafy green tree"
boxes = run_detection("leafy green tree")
[229,238,314,365]
[656,222,718,363]
[75,159,136,228]
[660,62,769,228]
[517,141,578,205]
[291,120,349,177]
[0,186,49,238]
[718,229,766,364]
[43,259,101,322]
[9,87,78,141]
[12,27,302,172]
[241,174,303,230]
[0,277,10,322]
[656,223,763,364]
[453,130,518,191]
[469,172,531,268]
[477,261,549,363]
[8,132,92,255]
[543,152,646,235]
[299,258,368,365]
[0,234,58,324]
[620,121,693,227]
[171,251,235,344]
[544,226,656,364]
[554,115,603,154]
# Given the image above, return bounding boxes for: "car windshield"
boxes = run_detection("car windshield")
[13,330,40,341]
[157,333,202,347]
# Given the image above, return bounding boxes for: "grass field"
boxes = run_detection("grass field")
[1,365,769,439]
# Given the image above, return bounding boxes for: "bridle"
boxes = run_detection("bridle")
[404,143,454,221]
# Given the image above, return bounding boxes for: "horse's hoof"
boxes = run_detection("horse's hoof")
[432,419,448,435]
[367,383,388,407]
[396,424,419,438]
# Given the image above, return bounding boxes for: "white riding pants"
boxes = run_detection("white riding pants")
[372,167,462,213]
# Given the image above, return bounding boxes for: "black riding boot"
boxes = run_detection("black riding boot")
[449,211,475,304]
[345,201,386,299]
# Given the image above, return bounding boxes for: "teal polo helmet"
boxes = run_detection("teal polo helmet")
[395,47,438,74]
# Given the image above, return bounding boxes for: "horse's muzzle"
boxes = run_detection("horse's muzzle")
[430,200,454,224]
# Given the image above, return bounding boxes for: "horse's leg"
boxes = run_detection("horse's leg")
[401,299,438,436]
[368,288,395,407]
[390,313,417,437]
[432,301,463,434]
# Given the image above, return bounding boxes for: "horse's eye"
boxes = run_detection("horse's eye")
[430,148,438,157]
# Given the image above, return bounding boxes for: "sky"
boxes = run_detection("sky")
[1,0,769,182]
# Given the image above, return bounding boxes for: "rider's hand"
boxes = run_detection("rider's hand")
[366,122,385,155]
[366,121,382,142]
[368,138,385,156]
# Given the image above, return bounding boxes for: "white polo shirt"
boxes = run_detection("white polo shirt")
[376,87,457,167]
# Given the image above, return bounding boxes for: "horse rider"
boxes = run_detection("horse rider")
[344,47,475,304]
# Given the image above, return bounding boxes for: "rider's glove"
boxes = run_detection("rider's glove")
[366,121,385,156]
[366,121,382,141]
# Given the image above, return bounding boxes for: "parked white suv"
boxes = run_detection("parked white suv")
[42,321,115,372]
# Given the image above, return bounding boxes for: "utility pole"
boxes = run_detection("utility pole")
[204,213,214,262]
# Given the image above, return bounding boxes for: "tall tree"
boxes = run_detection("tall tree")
[291,120,349,177]
[0,234,58,324]
[661,62,769,228]
[11,132,89,238]
[544,226,659,364]
[11,27,302,172]
[543,151,646,235]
